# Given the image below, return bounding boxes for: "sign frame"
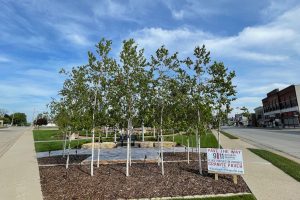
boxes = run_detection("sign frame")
[207,148,244,175]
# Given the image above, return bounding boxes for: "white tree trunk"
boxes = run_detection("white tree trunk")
[126,119,132,176]
[198,134,202,174]
[105,126,108,138]
[218,117,221,149]
[97,131,101,168]
[153,126,156,138]
[114,131,117,143]
[126,132,130,176]
[65,137,71,169]
[157,133,160,166]
[161,133,164,176]
[129,134,132,167]
[160,109,164,175]
[172,129,175,154]
[90,129,95,176]
[62,132,67,157]
[160,136,165,175]
[197,109,202,174]
[142,122,145,142]
[187,137,190,164]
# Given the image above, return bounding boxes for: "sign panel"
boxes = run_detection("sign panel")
[207,148,244,174]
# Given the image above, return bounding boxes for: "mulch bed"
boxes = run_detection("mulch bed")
[164,152,207,161]
[39,152,250,200]
[38,155,90,165]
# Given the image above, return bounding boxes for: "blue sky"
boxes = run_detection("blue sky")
[1,0,300,121]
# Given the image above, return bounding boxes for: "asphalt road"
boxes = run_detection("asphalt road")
[222,126,300,159]
[0,127,30,158]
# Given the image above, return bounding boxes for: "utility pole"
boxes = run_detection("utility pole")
[11,112,14,126]
[32,107,36,127]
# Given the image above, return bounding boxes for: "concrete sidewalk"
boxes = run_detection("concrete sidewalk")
[0,128,43,200]
[212,130,300,200]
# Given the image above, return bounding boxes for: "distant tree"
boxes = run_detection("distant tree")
[35,116,48,126]
[3,114,12,124]
[11,113,27,126]
[0,108,8,118]
[240,106,250,119]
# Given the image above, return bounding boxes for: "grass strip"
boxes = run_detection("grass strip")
[34,139,92,152]
[173,194,256,200]
[33,130,63,141]
[163,133,219,148]
[221,131,239,139]
[248,148,300,182]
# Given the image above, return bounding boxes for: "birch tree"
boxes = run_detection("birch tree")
[151,46,180,175]
[192,45,211,174]
[117,39,147,176]
[87,38,116,175]
[207,62,236,148]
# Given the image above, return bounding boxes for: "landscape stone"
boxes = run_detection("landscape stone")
[153,141,176,148]
[82,142,117,149]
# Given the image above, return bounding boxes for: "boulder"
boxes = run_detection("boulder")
[153,141,176,148]
[134,141,154,148]
[81,142,117,149]
[68,133,79,140]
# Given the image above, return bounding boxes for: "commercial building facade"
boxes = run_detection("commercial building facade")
[262,85,300,127]
[254,106,264,127]
[234,113,249,126]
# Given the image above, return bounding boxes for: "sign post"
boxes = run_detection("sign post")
[207,148,244,184]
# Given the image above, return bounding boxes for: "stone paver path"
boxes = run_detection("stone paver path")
[37,147,207,162]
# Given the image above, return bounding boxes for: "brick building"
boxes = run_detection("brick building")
[262,85,300,127]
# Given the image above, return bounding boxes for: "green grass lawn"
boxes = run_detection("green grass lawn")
[33,129,93,152]
[164,133,219,148]
[34,139,92,152]
[248,148,300,182]
[33,130,63,141]
[221,130,239,139]
[33,129,219,151]
[173,194,256,200]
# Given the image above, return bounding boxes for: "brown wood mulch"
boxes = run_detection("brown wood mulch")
[38,155,90,165]
[39,152,250,200]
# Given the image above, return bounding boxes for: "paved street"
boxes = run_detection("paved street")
[222,127,300,159]
[212,129,300,200]
[0,127,30,158]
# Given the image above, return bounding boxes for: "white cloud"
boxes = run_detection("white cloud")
[172,10,184,20]
[131,27,212,55]
[16,69,61,81]
[235,97,262,104]
[91,0,141,23]
[231,97,263,115]
[261,0,300,21]
[0,83,57,99]
[164,0,221,20]
[131,6,300,63]
[0,55,11,63]
[238,83,290,96]
[50,22,93,46]
[130,6,300,115]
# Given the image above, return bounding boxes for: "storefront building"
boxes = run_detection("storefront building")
[254,106,264,127]
[262,85,300,127]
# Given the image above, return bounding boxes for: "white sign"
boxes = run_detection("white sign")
[207,148,244,174]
